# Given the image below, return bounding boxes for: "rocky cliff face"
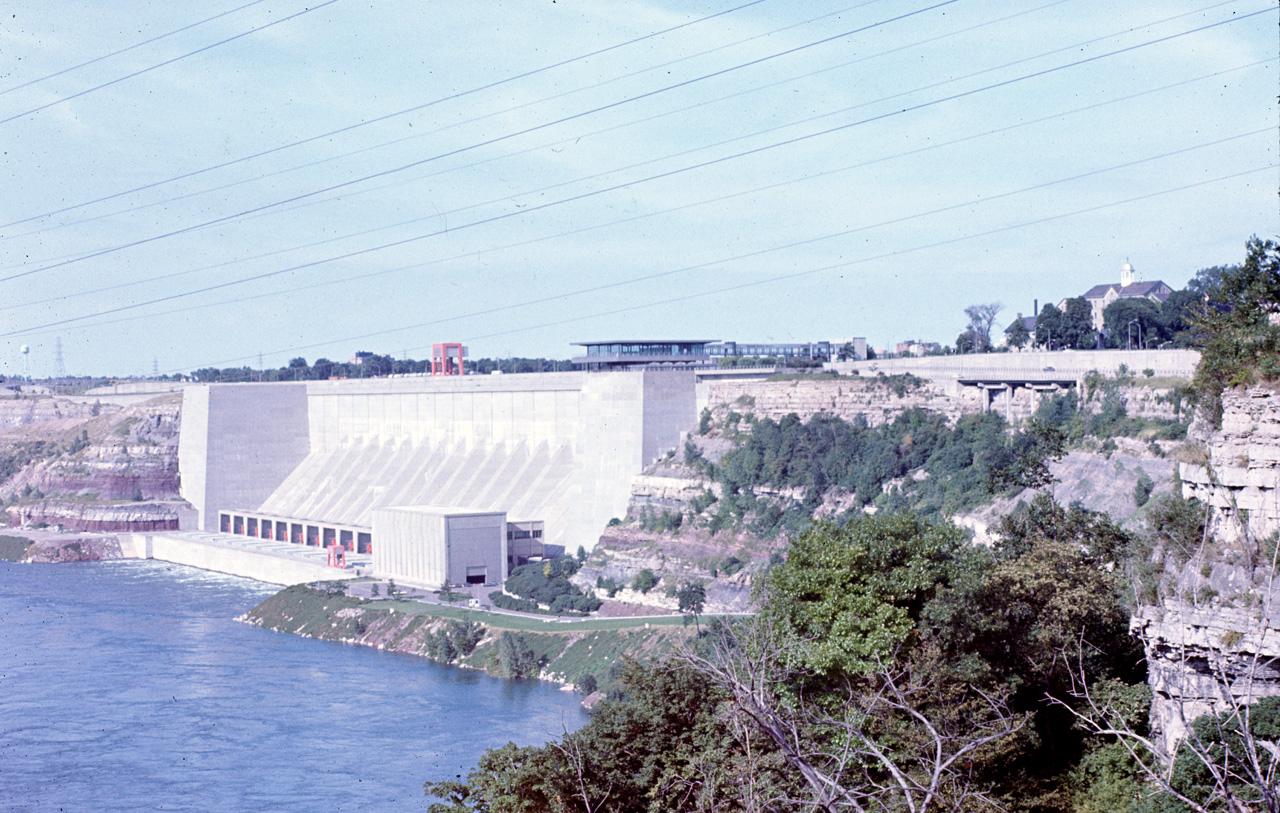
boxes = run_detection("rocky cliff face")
[1140,385,1280,753]
[0,393,188,532]
[701,376,980,426]
[1180,386,1280,545]
[1135,595,1280,752]
[700,375,1182,427]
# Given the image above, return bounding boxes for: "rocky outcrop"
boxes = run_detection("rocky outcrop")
[700,375,1184,428]
[1134,597,1280,752]
[0,397,110,430]
[573,528,758,614]
[6,501,189,532]
[1139,385,1280,752]
[0,394,187,530]
[627,473,712,515]
[20,534,125,562]
[4,396,182,501]
[701,376,980,426]
[1180,386,1280,545]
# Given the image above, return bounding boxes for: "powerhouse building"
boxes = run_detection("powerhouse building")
[177,369,696,588]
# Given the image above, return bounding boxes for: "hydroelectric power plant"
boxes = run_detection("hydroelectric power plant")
[176,369,697,588]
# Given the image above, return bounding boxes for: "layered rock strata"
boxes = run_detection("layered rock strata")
[1180,386,1280,544]
[1141,385,1280,753]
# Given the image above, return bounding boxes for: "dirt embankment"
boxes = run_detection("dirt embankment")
[0,532,125,563]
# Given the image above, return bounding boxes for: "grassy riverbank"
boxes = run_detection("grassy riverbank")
[0,535,33,562]
[241,584,702,693]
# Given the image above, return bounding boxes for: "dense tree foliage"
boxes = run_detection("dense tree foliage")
[702,408,1069,535]
[1191,236,1280,426]
[1036,296,1098,349]
[187,354,571,383]
[502,558,601,614]
[430,500,1161,811]
[1103,297,1162,349]
[1007,316,1032,349]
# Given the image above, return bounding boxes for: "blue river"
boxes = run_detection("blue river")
[0,559,587,812]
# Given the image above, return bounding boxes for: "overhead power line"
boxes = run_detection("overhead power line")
[453,166,1280,348]
[15,67,1270,335]
[0,0,963,281]
[0,0,908,248]
[14,54,1267,318]
[0,0,275,96]
[166,162,1279,373]
[0,0,342,126]
[0,0,774,230]
[12,128,1269,345]
[3,1,1264,325]
[1,0,1078,254]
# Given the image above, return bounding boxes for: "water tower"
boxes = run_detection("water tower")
[19,344,30,382]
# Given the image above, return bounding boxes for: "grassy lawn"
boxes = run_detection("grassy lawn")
[0,535,33,562]
[364,598,745,632]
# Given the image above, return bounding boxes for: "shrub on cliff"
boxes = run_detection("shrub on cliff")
[1191,236,1280,427]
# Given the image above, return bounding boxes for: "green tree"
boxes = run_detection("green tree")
[677,581,707,630]
[494,632,539,679]
[1191,237,1280,426]
[1161,288,1207,347]
[631,569,658,594]
[1006,316,1031,349]
[761,514,965,675]
[1035,302,1063,349]
[1102,297,1163,349]
[1060,296,1098,349]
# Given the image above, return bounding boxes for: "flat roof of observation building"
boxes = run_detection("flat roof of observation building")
[571,340,717,370]
[572,340,717,345]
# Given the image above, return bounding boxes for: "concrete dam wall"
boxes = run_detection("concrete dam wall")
[178,370,697,554]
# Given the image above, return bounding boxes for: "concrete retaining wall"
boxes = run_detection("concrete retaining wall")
[830,349,1199,379]
[129,532,355,585]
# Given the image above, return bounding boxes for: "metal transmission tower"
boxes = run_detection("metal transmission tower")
[54,338,66,393]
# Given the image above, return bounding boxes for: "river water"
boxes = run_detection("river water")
[0,559,587,812]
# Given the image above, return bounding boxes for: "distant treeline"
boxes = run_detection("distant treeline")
[180,355,572,383]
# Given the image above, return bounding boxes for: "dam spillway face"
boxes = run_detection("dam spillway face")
[177,371,696,581]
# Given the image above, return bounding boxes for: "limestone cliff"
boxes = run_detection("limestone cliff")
[1140,385,1280,752]
[0,393,190,531]
[701,375,980,426]
[1180,386,1280,544]
[699,374,1182,427]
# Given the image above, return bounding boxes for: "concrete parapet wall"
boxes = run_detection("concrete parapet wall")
[135,532,356,585]
[830,348,1199,380]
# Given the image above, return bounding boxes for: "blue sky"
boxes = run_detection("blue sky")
[0,0,1275,376]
